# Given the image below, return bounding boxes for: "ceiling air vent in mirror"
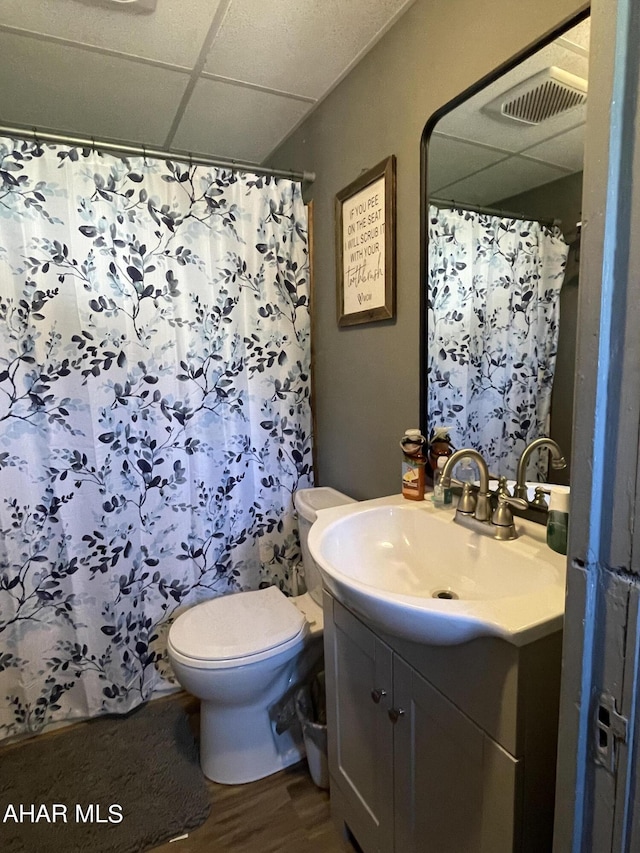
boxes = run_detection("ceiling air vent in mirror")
[485,67,587,125]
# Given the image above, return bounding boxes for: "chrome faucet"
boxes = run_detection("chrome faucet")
[440,448,492,522]
[513,438,566,500]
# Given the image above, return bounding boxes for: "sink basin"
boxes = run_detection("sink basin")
[308,494,567,647]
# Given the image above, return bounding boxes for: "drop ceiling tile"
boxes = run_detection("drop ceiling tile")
[172,79,310,163]
[558,18,591,54]
[0,0,221,67]
[524,124,585,171]
[203,0,416,99]
[0,32,189,145]
[437,156,570,207]
[428,134,508,195]
[438,101,587,157]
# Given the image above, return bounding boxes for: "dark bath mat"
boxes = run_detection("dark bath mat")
[0,697,210,853]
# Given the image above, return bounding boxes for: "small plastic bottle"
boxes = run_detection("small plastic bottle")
[401,429,426,501]
[432,456,452,507]
[546,486,570,555]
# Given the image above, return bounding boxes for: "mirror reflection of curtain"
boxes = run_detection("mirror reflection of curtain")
[427,205,569,479]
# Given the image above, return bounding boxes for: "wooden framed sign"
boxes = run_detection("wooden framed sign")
[335,155,396,326]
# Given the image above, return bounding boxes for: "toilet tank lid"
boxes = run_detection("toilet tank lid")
[294,487,356,522]
[169,587,305,661]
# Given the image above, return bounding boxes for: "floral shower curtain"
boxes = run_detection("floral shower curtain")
[0,138,312,739]
[427,205,569,479]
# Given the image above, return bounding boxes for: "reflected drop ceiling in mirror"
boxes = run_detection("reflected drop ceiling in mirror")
[428,17,590,206]
[0,0,417,164]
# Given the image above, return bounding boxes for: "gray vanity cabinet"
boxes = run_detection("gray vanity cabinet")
[392,655,519,853]
[324,590,395,852]
[324,591,562,853]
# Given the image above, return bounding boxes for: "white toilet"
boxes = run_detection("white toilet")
[167,486,355,784]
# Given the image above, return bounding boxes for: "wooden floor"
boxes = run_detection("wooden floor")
[151,695,357,853]
[151,761,355,853]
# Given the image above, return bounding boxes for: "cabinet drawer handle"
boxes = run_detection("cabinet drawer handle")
[371,688,387,704]
[388,707,405,723]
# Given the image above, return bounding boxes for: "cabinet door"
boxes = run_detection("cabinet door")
[393,659,520,853]
[325,598,394,853]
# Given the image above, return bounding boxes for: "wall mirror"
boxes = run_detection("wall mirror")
[420,11,590,485]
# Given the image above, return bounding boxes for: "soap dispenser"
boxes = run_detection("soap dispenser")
[546,485,570,555]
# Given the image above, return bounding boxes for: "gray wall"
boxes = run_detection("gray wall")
[269,0,587,501]
[498,171,584,485]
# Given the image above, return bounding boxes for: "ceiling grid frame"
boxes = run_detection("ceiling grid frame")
[0,0,418,165]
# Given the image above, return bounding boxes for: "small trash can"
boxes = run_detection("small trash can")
[295,671,329,789]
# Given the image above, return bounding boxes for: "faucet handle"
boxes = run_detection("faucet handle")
[531,486,551,509]
[499,494,529,511]
[494,476,510,498]
[492,493,528,529]
[457,482,477,515]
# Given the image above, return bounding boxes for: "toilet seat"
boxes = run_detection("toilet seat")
[168,586,307,670]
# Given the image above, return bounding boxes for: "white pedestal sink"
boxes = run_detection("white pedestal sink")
[308,493,567,646]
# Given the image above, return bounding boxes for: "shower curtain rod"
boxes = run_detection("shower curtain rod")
[0,124,316,184]
[430,196,560,228]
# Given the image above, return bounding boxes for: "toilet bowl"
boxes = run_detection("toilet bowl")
[167,486,355,784]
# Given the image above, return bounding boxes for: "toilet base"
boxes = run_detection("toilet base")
[200,700,305,784]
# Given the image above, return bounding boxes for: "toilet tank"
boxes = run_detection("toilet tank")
[294,487,356,605]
